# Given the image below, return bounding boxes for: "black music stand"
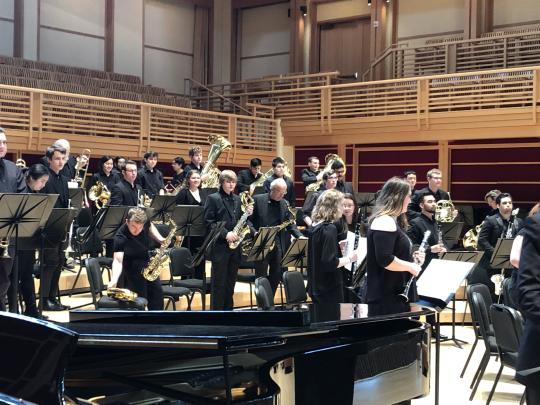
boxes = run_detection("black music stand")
[490,238,514,269]
[244,226,279,263]
[251,186,265,196]
[355,192,376,220]
[281,238,308,274]
[97,206,133,241]
[172,205,205,251]
[440,221,464,249]
[149,195,177,223]
[192,221,226,268]
[0,193,56,314]
[69,188,85,209]
[439,251,484,347]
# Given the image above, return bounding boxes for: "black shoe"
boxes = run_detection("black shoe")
[43,299,63,311]
[24,310,48,320]
[52,298,70,311]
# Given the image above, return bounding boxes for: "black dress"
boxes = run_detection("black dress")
[365,216,414,308]
[306,222,343,304]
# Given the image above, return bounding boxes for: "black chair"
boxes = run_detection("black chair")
[282,270,307,304]
[461,283,494,379]
[236,257,258,308]
[0,311,78,404]
[170,247,206,310]
[486,303,525,405]
[85,257,147,310]
[469,291,499,401]
[254,277,274,310]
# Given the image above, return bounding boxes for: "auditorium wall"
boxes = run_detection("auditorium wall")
[0,0,14,56]
[493,0,540,30]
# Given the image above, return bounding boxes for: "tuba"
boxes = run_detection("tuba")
[201,135,232,188]
[88,181,111,209]
[15,158,27,169]
[306,154,345,193]
[73,149,91,188]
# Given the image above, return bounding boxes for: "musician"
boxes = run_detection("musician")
[484,189,501,218]
[330,160,354,194]
[171,156,185,187]
[40,139,77,180]
[0,128,26,313]
[303,171,338,219]
[182,146,204,183]
[263,157,295,206]
[248,178,303,294]
[87,155,120,191]
[236,158,262,193]
[137,151,164,199]
[204,170,252,310]
[301,156,322,187]
[39,144,71,311]
[404,170,417,193]
[112,156,126,176]
[475,192,523,298]
[175,170,209,280]
[516,211,540,404]
[337,193,361,292]
[365,177,423,309]
[110,160,144,206]
[407,192,447,270]
[407,168,451,221]
[307,189,358,304]
[108,208,166,310]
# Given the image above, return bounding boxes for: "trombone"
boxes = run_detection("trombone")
[72,149,91,188]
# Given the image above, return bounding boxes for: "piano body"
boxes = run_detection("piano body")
[63,303,433,405]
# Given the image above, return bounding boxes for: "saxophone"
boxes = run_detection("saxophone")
[201,135,232,189]
[106,287,138,302]
[143,219,177,282]
[229,192,254,250]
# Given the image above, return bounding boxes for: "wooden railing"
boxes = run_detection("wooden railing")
[186,71,340,113]
[0,84,278,162]
[363,30,540,81]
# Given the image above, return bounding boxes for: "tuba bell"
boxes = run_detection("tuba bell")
[15,158,27,169]
[434,200,456,223]
[306,154,345,192]
[201,135,232,188]
[88,181,111,210]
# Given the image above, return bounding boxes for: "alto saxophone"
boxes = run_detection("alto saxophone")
[143,219,177,282]
[229,192,255,250]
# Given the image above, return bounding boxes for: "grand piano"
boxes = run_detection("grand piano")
[60,303,434,405]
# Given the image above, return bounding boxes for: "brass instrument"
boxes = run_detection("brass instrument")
[305,153,345,193]
[283,160,292,179]
[434,200,456,223]
[143,218,177,282]
[15,158,26,169]
[137,189,152,208]
[163,181,183,196]
[249,168,273,195]
[73,149,91,187]
[106,287,138,302]
[0,238,10,259]
[463,223,482,250]
[64,199,75,258]
[201,135,232,188]
[88,181,111,209]
[229,192,254,250]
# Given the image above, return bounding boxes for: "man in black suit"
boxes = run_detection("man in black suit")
[171,156,185,187]
[249,178,304,294]
[137,151,164,199]
[110,160,144,207]
[516,212,540,404]
[0,128,27,312]
[303,171,338,220]
[263,157,295,206]
[204,170,252,310]
[474,193,522,298]
[301,156,322,188]
[330,160,354,194]
[181,146,204,183]
[236,158,262,193]
[407,168,452,221]
[40,139,78,181]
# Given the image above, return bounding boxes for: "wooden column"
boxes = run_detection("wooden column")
[289,0,306,73]
[13,0,23,58]
[465,0,482,39]
[438,141,450,191]
[369,0,388,80]
[105,0,114,72]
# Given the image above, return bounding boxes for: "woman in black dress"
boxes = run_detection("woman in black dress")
[87,155,120,192]
[365,177,423,310]
[175,170,208,280]
[307,189,358,304]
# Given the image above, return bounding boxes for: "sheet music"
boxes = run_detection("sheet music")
[344,232,367,271]
[416,259,475,303]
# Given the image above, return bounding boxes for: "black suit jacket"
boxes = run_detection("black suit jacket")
[301,168,319,187]
[407,187,450,221]
[478,212,523,268]
[110,179,142,206]
[236,169,261,193]
[263,174,295,206]
[516,213,540,387]
[175,188,209,206]
[0,159,26,194]
[336,180,354,194]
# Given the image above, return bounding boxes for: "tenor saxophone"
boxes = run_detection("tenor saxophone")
[229,192,254,250]
[143,219,177,282]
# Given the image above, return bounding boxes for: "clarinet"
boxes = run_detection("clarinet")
[399,230,431,303]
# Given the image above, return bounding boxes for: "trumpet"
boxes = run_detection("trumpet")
[72,149,91,188]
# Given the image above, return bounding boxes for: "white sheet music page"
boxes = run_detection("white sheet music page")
[416,259,475,302]
[344,232,367,271]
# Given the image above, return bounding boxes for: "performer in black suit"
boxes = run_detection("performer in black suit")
[112,156,126,176]
[108,208,166,310]
[137,151,164,199]
[404,170,417,194]
[407,192,447,271]
[171,156,185,187]
[39,144,71,311]
[204,170,251,310]
[407,168,452,221]
[181,146,204,183]
[87,155,120,192]
[301,156,322,188]
[330,160,354,194]
[303,171,338,220]
[516,211,540,404]
[175,170,209,280]
[248,178,303,294]
[307,189,358,304]
[0,128,27,312]
[483,189,501,219]
[236,158,262,193]
[263,157,295,206]
[40,138,77,180]
[110,160,144,207]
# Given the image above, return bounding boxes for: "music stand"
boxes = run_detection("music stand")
[355,192,376,220]
[68,188,84,209]
[490,238,514,269]
[244,226,279,263]
[96,206,133,241]
[454,204,474,228]
[281,238,308,273]
[440,221,464,249]
[149,195,177,223]
[0,193,56,314]
[172,205,205,251]
[192,221,225,268]
[251,186,265,196]
[439,251,484,347]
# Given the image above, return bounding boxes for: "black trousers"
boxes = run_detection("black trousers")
[187,236,205,280]
[124,259,163,310]
[0,247,14,312]
[311,284,344,305]
[255,245,283,295]
[14,250,37,315]
[211,249,240,310]
[41,244,63,300]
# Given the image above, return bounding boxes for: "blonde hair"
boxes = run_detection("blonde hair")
[369,177,410,229]
[219,170,237,184]
[127,207,147,224]
[312,189,344,223]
